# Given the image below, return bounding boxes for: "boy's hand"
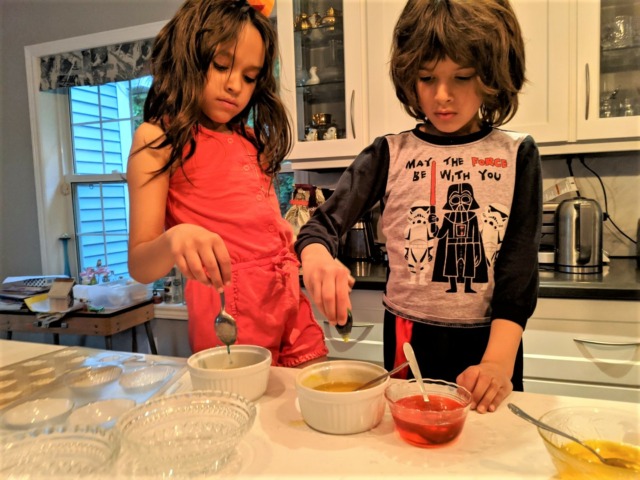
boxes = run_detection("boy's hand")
[300,244,355,327]
[165,224,231,291]
[456,362,513,414]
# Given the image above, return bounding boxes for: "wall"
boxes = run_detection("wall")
[0,0,181,281]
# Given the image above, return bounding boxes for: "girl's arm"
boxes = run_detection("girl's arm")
[127,122,231,289]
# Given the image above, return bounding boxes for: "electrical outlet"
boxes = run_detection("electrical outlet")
[543,176,579,203]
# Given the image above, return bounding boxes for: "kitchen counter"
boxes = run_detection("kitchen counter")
[339,258,640,300]
[1,339,638,479]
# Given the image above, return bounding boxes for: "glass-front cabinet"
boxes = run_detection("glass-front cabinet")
[576,0,640,140]
[276,0,367,165]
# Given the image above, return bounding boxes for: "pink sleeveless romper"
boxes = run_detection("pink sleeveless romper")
[165,126,328,366]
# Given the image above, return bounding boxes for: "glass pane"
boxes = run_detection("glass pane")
[70,76,150,175]
[73,182,130,280]
[293,0,346,142]
[599,0,640,118]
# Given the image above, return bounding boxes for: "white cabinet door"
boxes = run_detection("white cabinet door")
[575,0,640,141]
[365,0,415,141]
[276,0,368,167]
[504,0,571,143]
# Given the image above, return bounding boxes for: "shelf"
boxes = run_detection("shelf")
[600,45,640,73]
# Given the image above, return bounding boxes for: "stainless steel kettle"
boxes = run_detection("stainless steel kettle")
[554,198,603,274]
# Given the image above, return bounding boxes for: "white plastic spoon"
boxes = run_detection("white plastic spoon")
[403,342,429,402]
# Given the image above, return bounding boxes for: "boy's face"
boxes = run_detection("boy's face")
[199,22,265,132]
[415,56,483,136]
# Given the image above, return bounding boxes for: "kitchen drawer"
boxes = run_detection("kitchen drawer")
[523,297,640,389]
[304,289,385,365]
[524,378,639,403]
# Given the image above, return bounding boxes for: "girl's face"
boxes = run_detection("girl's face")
[199,22,265,133]
[415,56,483,136]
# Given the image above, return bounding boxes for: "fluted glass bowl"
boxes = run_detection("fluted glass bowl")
[537,406,640,480]
[0,425,119,476]
[115,390,256,476]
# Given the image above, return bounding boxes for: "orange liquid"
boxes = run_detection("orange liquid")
[313,381,363,392]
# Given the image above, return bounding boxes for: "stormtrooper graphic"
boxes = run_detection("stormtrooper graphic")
[431,183,488,293]
[480,203,509,266]
[404,201,437,285]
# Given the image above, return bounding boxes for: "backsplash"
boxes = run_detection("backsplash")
[541,152,638,258]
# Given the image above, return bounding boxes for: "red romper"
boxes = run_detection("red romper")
[165,126,328,366]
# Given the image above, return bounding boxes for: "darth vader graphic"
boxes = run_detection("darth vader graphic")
[431,183,488,293]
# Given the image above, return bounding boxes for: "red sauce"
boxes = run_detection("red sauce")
[390,394,468,447]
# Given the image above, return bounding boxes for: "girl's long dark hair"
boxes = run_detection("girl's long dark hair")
[138,0,291,177]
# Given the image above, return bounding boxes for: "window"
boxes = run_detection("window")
[68,78,151,278]
[24,22,165,278]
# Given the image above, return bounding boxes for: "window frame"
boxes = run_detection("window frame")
[24,21,166,276]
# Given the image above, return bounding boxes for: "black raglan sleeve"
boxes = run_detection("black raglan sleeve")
[294,136,390,259]
[490,136,542,329]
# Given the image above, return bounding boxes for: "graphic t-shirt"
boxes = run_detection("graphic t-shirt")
[295,125,541,329]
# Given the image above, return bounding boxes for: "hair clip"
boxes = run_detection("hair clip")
[242,0,275,17]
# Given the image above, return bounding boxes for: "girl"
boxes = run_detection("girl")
[296,0,542,411]
[127,0,328,367]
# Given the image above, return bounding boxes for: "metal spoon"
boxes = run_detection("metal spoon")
[508,403,639,471]
[214,291,237,354]
[403,342,429,402]
[355,360,410,391]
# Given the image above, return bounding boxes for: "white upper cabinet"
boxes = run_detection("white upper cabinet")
[276,0,368,168]
[365,0,415,141]
[575,0,640,142]
[504,0,571,143]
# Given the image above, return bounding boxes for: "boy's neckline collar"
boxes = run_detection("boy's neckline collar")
[412,123,492,145]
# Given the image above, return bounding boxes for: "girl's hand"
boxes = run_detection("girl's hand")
[456,362,513,414]
[165,224,231,291]
[300,244,355,327]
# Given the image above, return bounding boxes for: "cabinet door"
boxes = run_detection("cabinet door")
[276,0,367,167]
[366,0,415,141]
[504,0,571,142]
[576,0,640,140]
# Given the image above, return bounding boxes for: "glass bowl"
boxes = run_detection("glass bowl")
[385,379,472,448]
[0,425,119,476]
[64,365,122,393]
[2,398,74,429]
[537,406,640,480]
[67,398,136,429]
[118,365,173,393]
[115,390,256,476]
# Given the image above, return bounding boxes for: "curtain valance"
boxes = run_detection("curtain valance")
[39,38,154,91]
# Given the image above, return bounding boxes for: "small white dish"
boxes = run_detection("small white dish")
[2,398,74,429]
[119,365,173,393]
[65,365,122,393]
[67,398,136,429]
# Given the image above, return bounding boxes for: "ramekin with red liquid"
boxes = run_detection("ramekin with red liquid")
[385,379,472,448]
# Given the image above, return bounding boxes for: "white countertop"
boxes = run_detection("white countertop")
[1,339,638,479]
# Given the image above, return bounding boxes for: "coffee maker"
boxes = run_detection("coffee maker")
[340,210,377,262]
[554,197,603,274]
